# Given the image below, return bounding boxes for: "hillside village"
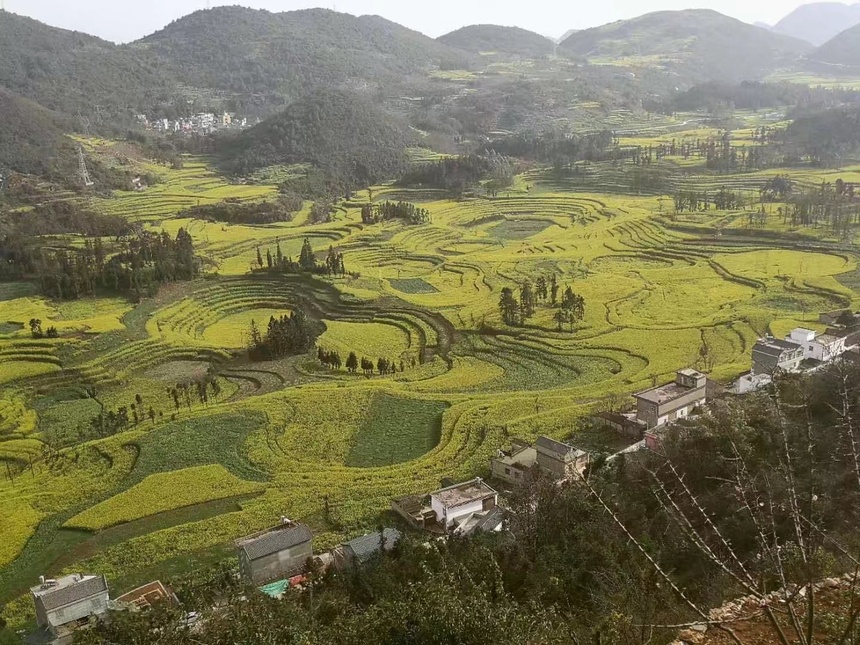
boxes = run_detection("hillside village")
[5,1,860,644]
[21,306,860,645]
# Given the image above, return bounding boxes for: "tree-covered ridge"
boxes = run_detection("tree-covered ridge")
[219,89,414,190]
[134,7,471,107]
[559,9,812,83]
[810,22,860,67]
[0,11,170,120]
[437,24,556,57]
[0,88,76,179]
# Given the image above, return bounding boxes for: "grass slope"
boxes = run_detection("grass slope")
[438,25,556,57]
[559,9,812,82]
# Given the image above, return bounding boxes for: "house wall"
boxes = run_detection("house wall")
[490,460,527,485]
[431,498,486,528]
[637,388,706,429]
[536,451,567,478]
[244,542,313,585]
[43,593,109,629]
[809,339,846,362]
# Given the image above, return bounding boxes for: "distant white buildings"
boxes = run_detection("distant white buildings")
[141,111,250,135]
[734,325,856,394]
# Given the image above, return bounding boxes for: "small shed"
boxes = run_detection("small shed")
[335,528,401,569]
[236,519,313,585]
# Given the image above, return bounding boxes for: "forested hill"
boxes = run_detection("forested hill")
[0,11,171,120]
[772,2,860,47]
[218,88,414,188]
[559,9,812,83]
[438,25,556,57]
[0,89,76,179]
[810,22,860,67]
[132,7,472,109]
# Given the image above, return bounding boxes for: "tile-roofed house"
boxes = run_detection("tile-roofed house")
[430,478,498,529]
[752,337,804,376]
[535,436,589,478]
[335,529,401,569]
[633,369,708,429]
[235,519,313,585]
[29,574,109,642]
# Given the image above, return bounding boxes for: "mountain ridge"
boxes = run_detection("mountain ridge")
[438,24,555,57]
[772,2,860,47]
[559,9,812,83]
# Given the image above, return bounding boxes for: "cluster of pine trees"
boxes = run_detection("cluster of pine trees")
[673,186,748,212]
[397,155,494,197]
[498,274,585,330]
[254,240,347,277]
[1,229,198,301]
[360,201,430,225]
[176,193,303,225]
[248,311,317,360]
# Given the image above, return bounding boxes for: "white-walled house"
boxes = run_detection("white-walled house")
[430,478,497,529]
[787,328,848,363]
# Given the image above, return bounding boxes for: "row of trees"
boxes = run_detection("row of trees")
[498,275,585,330]
[248,311,317,361]
[317,347,416,376]
[360,201,430,225]
[673,187,748,212]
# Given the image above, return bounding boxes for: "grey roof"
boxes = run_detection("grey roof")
[535,436,576,457]
[753,338,802,357]
[472,507,504,532]
[34,576,108,612]
[238,524,313,561]
[344,529,401,563]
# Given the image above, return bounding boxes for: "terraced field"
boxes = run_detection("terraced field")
[2,127,860,629]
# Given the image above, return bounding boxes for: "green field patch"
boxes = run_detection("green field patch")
[589,255,673,273]
[0,283,38,302]
[0,322,23,334]
[143,360,213,383]
[390,278,439,294]
[65,465,264,531]
[345,393,448,467]
[489,219,554,240]
[131,412,269,482]
[38,398,102,445]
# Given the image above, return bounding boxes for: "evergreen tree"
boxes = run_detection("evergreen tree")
[346,352,359,374]
[499,287,520,327]
[299,238,316,270]
[520,281,536,322]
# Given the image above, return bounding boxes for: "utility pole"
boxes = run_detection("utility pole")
[78,146,94,188]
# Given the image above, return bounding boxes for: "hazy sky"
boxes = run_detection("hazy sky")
[5,0,811,43]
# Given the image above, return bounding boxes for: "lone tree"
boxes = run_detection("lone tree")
[299,238,316,270]
[499,287,520,327]
[520,281,536,323]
